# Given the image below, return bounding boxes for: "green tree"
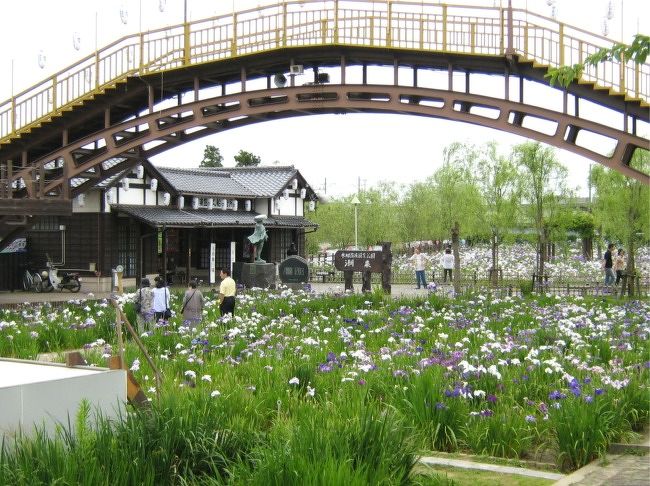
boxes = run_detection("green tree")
[200,145,223,168]
[307,198,354,250]
[234,150,261,167]
[476,142,521,284]
[307,186,403,252]
[590,150,649,295]
[400,180,438,243]
[356,183,403,247]
[511,142,569,277]
[432,143,484,293]
[562,208,596,260]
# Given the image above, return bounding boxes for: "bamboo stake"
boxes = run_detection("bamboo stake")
[111,299,162,399]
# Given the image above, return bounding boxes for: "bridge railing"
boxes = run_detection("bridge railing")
[1,0,647,145]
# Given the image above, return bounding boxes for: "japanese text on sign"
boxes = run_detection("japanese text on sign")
[334,251,384,273]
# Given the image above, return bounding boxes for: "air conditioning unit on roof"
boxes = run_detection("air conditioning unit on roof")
[289,64,303,75]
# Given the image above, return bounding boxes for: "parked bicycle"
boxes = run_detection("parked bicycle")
[21,265,43,292]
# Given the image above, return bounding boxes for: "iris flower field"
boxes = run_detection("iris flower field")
[1,274,649,485]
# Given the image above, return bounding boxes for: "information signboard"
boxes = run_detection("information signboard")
[334,250,383,273]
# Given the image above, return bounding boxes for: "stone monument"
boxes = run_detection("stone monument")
[279,255,309,290]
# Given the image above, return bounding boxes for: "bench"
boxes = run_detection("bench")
[315,271,335,283]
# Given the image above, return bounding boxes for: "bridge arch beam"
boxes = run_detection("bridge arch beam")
[6,84,648,199]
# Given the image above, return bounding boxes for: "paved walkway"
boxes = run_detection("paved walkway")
[0,283,445,306]
[553,429,650,486]
[419,456,564,481]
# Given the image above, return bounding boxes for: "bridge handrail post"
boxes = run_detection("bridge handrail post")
[231,13,238,56]
[441,4,447,51]
[506,0,514,55]
[51,75,57,112]
[559,23,565,66]
[619,52,626,94]
[95,51,100,89]
[184,20,191,65]
[387,1,392,47]
[139,33,144,73]
[523,24,529,56]
[10,97,16,133]
[499,6,504,54]
[334,0,339,44]
[282,2,287,47]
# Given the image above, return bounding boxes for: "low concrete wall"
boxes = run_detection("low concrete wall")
[0,358,127,442]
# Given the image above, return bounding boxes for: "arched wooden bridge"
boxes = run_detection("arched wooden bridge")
[0,0,648,248]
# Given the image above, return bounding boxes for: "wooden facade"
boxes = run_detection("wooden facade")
[0,163,317,290]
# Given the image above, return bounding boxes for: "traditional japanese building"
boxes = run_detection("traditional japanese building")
[5,161,318,290]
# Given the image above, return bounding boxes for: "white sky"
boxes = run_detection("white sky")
[1,0,648,197]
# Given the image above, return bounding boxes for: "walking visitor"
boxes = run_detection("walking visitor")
[151,278,171,321]
[614,248,626,286]
[603,243,615,286]
[135,278,154,333]
[440,247,454,283]
[218,267,236,317]
[181,280,204,329]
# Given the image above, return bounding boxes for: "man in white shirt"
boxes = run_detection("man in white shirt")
[218,268,236,317]
[409,247,428,289]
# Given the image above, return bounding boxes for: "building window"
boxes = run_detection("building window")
[196,242,229,270]
[199,247,210,269]
[117,219,137,277]
[32,216,59,231]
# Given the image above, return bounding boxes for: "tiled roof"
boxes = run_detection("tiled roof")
[156,167,256,197]
[114,205,317,229]
[226,166,298,197]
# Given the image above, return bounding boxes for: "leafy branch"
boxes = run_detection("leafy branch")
[545,34,650,88]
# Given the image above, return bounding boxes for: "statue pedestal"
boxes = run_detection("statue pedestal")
[241,263,276,289]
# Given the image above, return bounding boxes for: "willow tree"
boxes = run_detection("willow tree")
[511,142,569,278]
[356,183,403,247]
[306,199,354,252]
[476,142,521,285]
[306,188,403,253]
[590,151,649,296]
[433,143,484,293]
[400,179,438,244]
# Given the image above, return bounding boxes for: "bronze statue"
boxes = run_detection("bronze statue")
[248,214,268,263]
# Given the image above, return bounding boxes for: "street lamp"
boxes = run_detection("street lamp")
[351,195,360,249]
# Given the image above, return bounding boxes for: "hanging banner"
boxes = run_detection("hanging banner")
[209,243,216,284]
[230,241,236,274]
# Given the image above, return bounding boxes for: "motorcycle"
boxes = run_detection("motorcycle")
[40,264,82,293]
